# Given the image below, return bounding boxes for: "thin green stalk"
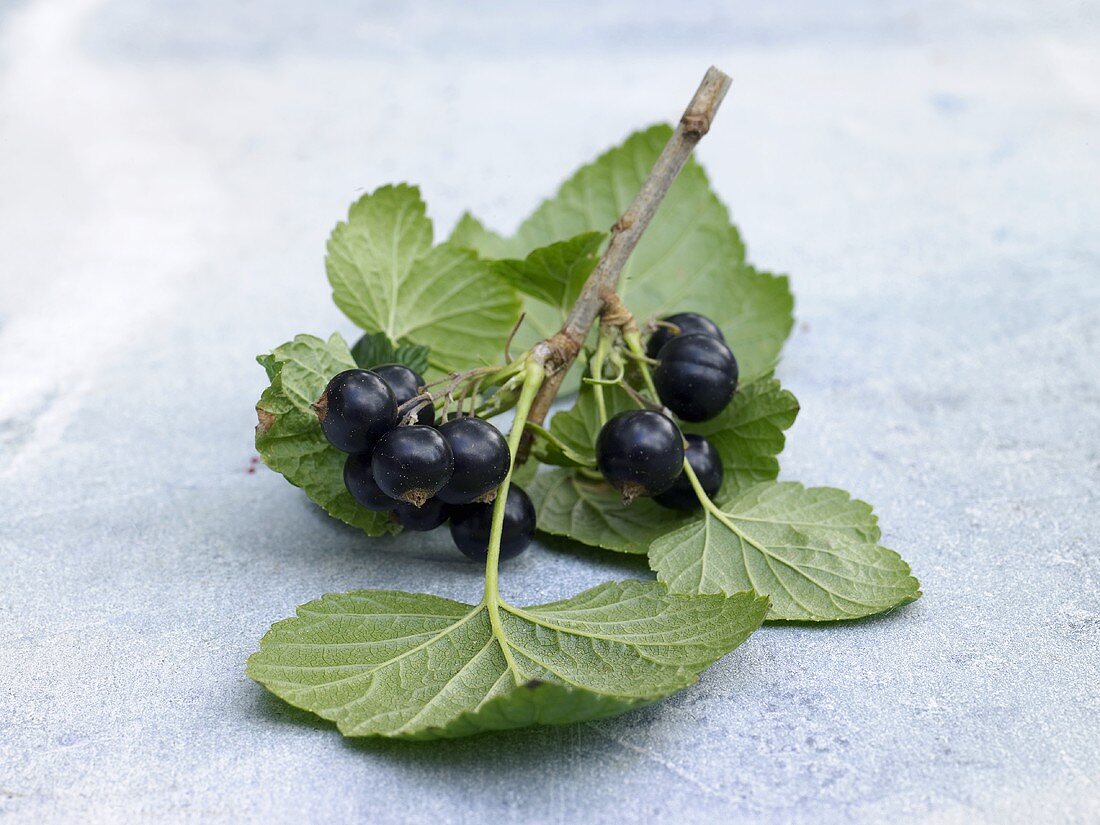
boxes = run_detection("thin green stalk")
[681,457,770,559]
[589,330,614,426]
[484,360,545,605]
[622,329,659,399]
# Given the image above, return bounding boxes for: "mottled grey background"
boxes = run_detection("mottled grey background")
[1,0,1098,822]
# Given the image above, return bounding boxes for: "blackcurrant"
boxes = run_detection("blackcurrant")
[372,363,434,426]
[595,410,685,501]
[393,498,450,532]
[654,434,723,511]
[435,417,511,504]
[343,453,396,511]
[449,485,535,562]
[317,369,398,454]
[645,312,726,359]
[371,425,454,506]
[653,334,738,422]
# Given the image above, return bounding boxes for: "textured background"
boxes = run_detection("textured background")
[1,0,1098,822]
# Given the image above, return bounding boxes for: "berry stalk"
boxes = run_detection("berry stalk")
[483,360,545,613]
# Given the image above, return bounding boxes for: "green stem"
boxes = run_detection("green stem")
[484,360,545,606]
[589,329,614,427]
[681,457,765,554]
[623,329,659,400]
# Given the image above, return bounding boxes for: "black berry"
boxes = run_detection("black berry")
[449,486,535,562]
[371,425,454,506]
[372,363,434,426]
[343,453,396,511]
[654,434,723,511]
[393,498,450,531]
[317,369,398,454]
[653,334,738,422]
[645,312,726,359]
[435,417,511,504]
[595,410,685,501]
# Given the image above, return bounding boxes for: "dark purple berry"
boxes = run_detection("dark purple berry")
[449,486,535,562]
[317,369,398,454]
[393,498,450,531]
[343,453,396,511]
[595,410,685,501]
[653,334,738,422]
[654,434,723,511]
[371,425,454,507]
[436,417,511,504]
[372,363,433,426]
[645,312,726,359]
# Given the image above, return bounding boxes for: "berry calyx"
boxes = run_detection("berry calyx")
[372,363,434,426]
[393,498,450,531]
[371,425,454,507]
[653,333,738,422]
[343,453,397,511]
[316,369,398,454]
[435,417,511,504]
[653,434,723,511]
[449,486,535,562]
[595,410,685,502]
[645,311,726,359]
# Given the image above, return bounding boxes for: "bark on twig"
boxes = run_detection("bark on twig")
[519,66,732,457]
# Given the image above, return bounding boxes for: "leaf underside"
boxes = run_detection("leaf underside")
[247,581,767,740]
[255,332,396,536]
[649,482,921,622]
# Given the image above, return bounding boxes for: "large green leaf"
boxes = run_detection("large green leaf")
[247,580,767,740]
[528,469,693,555]
[255,333,395,536]
[512,125,793,382]
[649,482,921,621]
[326,185,521,373]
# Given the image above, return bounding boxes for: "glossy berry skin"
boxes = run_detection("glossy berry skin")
[653,334,738,422]
[645,312,726,359]
[318,369,398,454]
[435,417,511,504]
[371,425,454,506]
[595,410,685,498]
[393,498,450,531]
[449,486,535,562]
[372,363,434,426]
[654,434,723,511]
[343,453,396,511]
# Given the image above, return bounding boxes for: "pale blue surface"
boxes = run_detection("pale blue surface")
[1,1,1098,822]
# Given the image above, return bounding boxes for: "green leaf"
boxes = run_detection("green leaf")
[528,469,693,555]
[349,330,430,375]
[648,482,921,621]
[447,211,512,258]
[525,422,596,469]
[682,378,800,497]
[508,125,794,383]
[247,580,767,740]
[255,333,396,536]
[326,185,521,373]
[490,232,604,313]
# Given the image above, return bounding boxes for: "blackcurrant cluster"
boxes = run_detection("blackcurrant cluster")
[596,312,737,510]
[318,364,534,561]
